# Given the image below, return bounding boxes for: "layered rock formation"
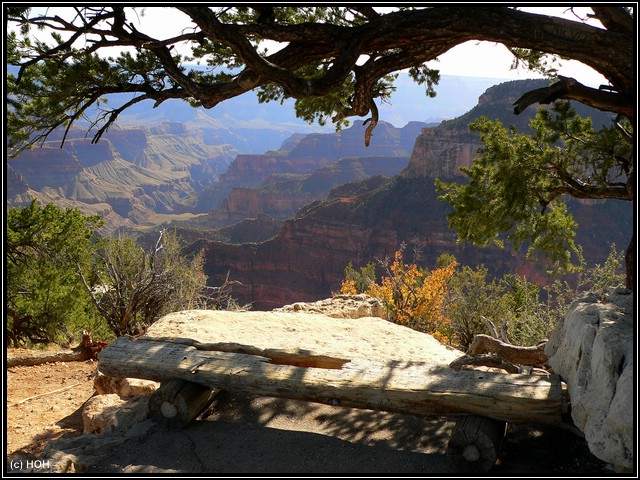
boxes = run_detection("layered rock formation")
[195,79,632,310]
[209,184,318,225]
[195,175,531,310]
[545,288,633,471]
[192,121,428,221]
[7,110,330,235]
[404,128,477,178]
[207,155,411,226]
[7,124,237,235]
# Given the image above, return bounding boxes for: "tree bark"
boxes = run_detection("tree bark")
[625,231,634,290]
[513,76,634,121]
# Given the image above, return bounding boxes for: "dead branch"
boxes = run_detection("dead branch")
[9,382,84,407]
[449,354,520,374]
[6,331,108,368]
[467,334,548,368]
[513,76,633,120]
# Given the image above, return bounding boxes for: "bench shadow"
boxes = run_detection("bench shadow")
[87,390,608,475]
[206,390,454,452]
[89,391,454,474]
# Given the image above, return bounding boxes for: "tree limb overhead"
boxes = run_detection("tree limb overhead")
[6,6,634,152]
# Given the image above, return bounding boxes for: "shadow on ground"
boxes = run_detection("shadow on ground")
[84,391,610,475]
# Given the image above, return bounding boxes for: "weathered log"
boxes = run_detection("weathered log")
[467,334,548,368]
[98,337,568,424]
[148,379,220,428]
[7,331,108,368]
[262,349,349,369]
[7,349,88,368]
[446,415,507,473]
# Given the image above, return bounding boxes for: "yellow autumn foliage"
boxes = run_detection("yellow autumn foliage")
[341,249,458,345]
[339,278,358,295]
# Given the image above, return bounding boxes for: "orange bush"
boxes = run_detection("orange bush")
[339,278,358,295]
[363,249,458,344]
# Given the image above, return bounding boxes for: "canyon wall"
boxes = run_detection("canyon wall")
[7,124,237,234]
[195,80,632,310]
[196,175,534,310]
[193,121,428,214]
[207,155,412,226]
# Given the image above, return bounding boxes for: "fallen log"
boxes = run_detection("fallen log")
[99,336,568,425]
[7,349,88,368]
[467,334,548,368]
[7,331,109,368]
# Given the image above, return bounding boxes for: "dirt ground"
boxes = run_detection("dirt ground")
[6,354,97,460]
[5,353,614,475]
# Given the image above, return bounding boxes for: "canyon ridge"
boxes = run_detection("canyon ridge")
[6,78,632,310]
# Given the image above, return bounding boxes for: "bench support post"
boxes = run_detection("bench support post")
[148,379,220,428]
[446,415,507,472]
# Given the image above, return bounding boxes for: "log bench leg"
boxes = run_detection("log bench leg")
[148,379,220,428]
[445,415,507,473]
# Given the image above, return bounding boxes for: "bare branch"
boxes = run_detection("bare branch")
[349,7,381,21]
[513,76,634,121]
[8,6,634,148]
[363,99,378,147]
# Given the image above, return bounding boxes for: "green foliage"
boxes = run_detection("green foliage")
[443,259,553,349]
[341,261,377,294]
[435,102,633,276]
[407,65,440,98]
[6,202,246,344]
[344,245,626,350]
[446,244,625,349]
[435,114,578,267]
[83,230,219,337]
[507,47,562,78]
[545,243,626,319]
[6,200,104,346]
[444,263,511,349]
[499,274,551,347]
